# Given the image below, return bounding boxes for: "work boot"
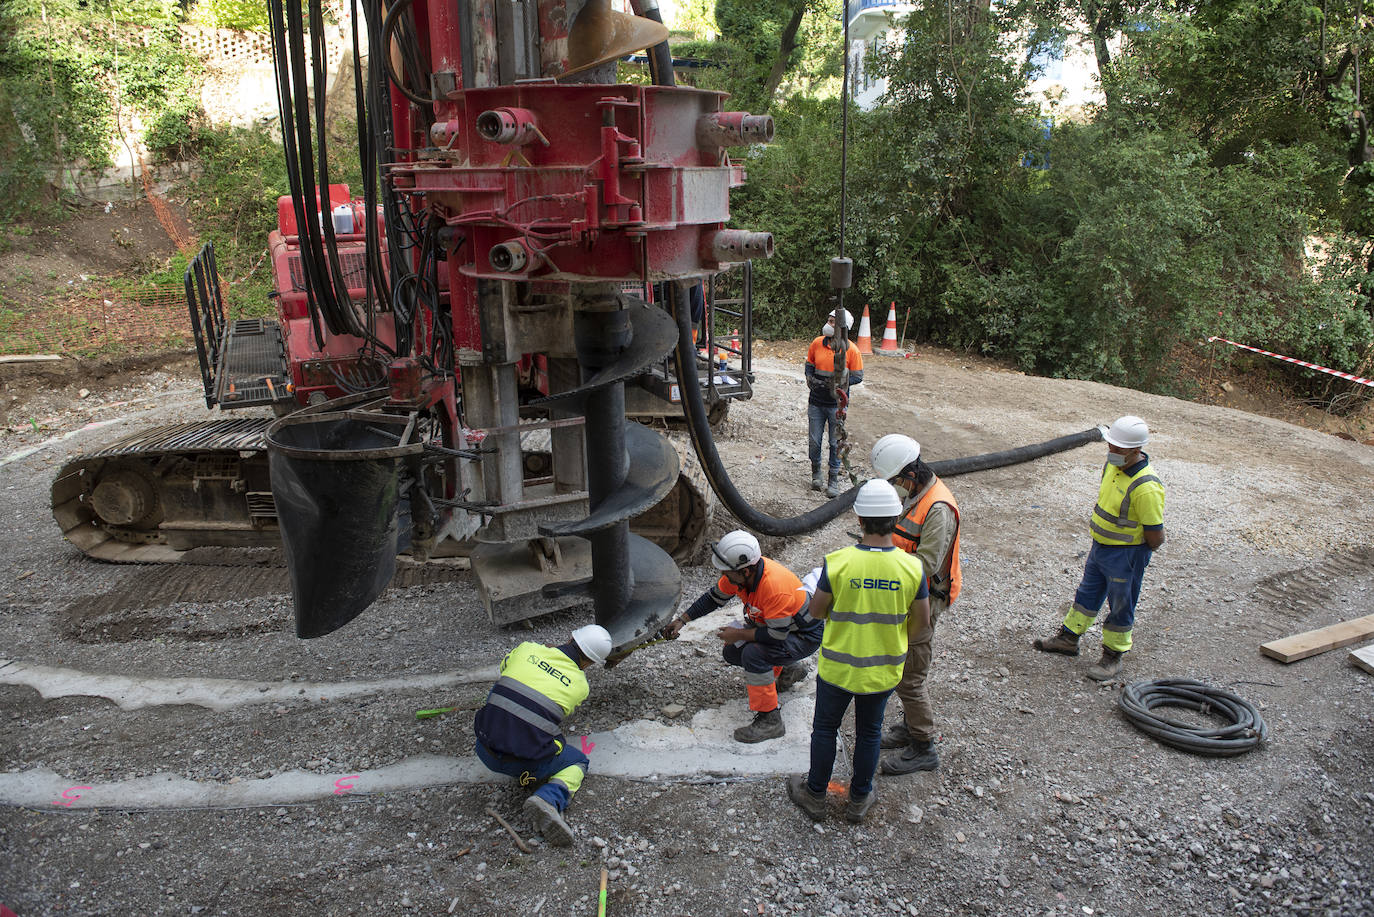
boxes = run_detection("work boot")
[811,466,825,492]
[776,663,808,693]
[1033,627,1081,656]
[844,788,877,824]
[786,775,827,821]
[880,738,939,775]
[523,795,575,847]
[1086,648,1125,681]
[734,708,785,743]
[880,721,912,750]
[825,473,840,498]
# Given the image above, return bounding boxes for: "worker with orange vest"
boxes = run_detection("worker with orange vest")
[661,530,821,743]
[868,434,961,775]
[805,308,864,497]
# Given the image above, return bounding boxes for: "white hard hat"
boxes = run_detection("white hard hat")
[1103,415,1149,449]
[827,308,854,330]
[853,478,904,518]
[571,624,613,664]
[870,434,921,480]
[710,530,761,571]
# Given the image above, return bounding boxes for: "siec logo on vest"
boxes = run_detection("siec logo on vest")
[849,577,902,591]
[529,654,573,687]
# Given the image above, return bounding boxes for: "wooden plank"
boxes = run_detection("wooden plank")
[1351,644,1374,676]
[1261,614,1374,663]
[0,354,62,364]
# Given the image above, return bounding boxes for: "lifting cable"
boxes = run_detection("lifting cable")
[1118,679,1269,757]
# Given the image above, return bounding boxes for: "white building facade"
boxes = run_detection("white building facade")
[847,0,1106,115]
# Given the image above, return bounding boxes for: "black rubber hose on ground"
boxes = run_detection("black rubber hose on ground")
[1118,679,1269,757]
[927,427,1104,478]
[670,282,1106,537]
[672,282,858,535]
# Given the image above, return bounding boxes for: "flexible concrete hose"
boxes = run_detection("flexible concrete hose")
[669,282,1105,537]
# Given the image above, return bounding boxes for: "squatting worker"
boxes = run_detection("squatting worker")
[869,434,961,775]
[805,308,864,498]
[785,479,929,825]
[1033,415,1165,681]
[661,531,821,743]
[474,624,613,846]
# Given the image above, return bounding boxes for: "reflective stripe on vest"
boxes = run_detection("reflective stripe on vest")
[816,546,925,694]
[1088,464,1163,546]
[485,642,588,728]
[893,478,962,603]
[486,675,565,736]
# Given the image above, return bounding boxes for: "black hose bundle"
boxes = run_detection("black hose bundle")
[1118,679,1269,757]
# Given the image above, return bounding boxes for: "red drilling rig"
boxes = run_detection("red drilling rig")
[51,0,776,655]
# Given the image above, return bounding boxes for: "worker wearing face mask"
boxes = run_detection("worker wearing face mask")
[805,309,864,497]
[868,434,961,775]
[1033,415,1165,681]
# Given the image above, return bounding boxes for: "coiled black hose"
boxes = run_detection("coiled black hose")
[1118,679,1269,757]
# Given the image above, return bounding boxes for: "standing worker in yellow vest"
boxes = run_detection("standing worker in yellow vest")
[474,624,612,846]
[868,434,961,775]
[785,479,930,824]
[1034,415,1165,680]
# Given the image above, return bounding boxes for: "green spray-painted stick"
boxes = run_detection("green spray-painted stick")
[598,868,608,917]
[415,706,460,720]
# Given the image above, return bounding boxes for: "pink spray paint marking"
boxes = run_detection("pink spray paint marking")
[580,735,595,755]
[54,786,92,807]
[333,776,360,796]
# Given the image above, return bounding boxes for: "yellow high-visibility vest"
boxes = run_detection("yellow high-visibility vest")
[1088,461,1165,547]
[816,545,926,693]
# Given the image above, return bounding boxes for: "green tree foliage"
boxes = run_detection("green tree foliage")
[731,97,846,335]
[0,0,204,215]
[732,0,1370,404]
[702,0,842,111]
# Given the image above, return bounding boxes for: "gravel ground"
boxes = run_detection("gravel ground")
[2,346,1372,917]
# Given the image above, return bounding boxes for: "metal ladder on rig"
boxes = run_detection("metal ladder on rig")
[184,241,295,412]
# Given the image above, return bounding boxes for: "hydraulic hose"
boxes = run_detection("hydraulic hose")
[672,282,858,536]
[670,282,1107,536]
[1119,679,1269,757]
[927,427,1104,478]
[629,0,675,88]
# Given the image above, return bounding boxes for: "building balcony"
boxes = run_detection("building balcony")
[847,0,911,41]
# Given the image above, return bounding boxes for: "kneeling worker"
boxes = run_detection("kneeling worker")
[474,624,612,846]
[661,530,821,743]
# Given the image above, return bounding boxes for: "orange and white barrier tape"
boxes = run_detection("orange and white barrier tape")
[1206,336,1374,388]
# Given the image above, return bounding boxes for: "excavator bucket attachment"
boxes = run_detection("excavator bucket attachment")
[266,411,421,638]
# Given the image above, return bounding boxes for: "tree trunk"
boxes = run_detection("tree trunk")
[760,1,808,111]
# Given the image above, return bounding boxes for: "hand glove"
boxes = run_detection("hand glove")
[659,616,685,640]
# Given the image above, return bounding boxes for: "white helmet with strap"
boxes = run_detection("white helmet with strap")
[711,530,761,571]
[1103,415,1149,449]
[870,433,922,480]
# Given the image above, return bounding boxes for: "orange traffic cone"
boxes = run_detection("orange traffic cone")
[855,305,873,354]
[876,302,901,355]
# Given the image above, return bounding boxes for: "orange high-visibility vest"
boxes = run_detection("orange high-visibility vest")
[892,478,961,603]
